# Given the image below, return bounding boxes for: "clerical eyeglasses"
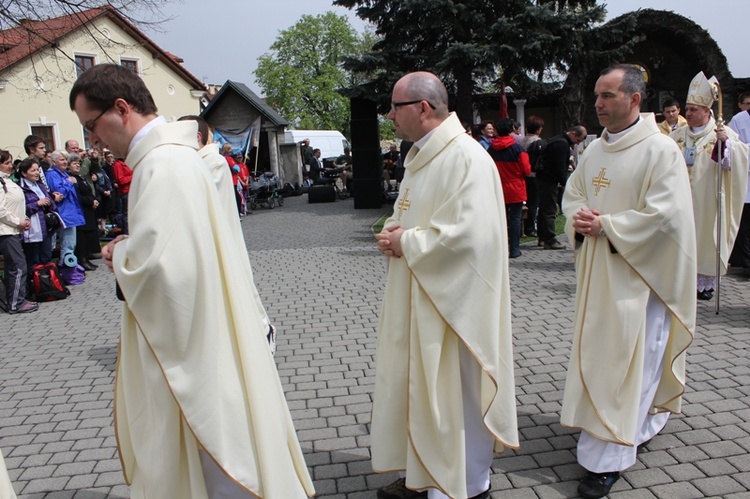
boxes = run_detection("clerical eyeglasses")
[391,100,437,113]
[84,106,113,134]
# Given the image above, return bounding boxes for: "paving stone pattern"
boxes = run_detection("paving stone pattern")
[2,195,749,498]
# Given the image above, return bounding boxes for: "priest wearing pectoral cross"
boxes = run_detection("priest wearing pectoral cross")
[561,64,697,499]
[670,71,749,300]
[373,72,519,499]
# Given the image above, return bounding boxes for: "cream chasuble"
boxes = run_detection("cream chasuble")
[561,114,696,446]
[0,449,16,499]
[113,121,314,498]
[670,118,749,275]
[657,115,686,135]
[199,142,236,221]
[199,142,271,330]
[372,113,519,499]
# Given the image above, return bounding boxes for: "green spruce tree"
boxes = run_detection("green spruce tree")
[334,0,635,125]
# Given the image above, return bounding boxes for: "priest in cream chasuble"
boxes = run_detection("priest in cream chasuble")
[562,113,695,448]
[374,72,518,499]
[561,66,696,497]
[114,122,314,498]
[70,64,314,499]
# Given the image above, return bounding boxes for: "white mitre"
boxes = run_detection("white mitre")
[687,71,719,109]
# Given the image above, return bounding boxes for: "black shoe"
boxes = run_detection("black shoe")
[88,252,102,260]
[81,260,97,271]
[697,289,713,301]
[377,478,427,499]
[578,471,620,499]
[469,489,490,499]
[509,251,522,259]
[524,230,537,238]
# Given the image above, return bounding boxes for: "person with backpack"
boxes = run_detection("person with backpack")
[536,125,587,250]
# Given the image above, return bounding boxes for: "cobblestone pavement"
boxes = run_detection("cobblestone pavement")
[2,194,750,498]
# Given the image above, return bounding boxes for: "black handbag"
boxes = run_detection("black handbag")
[44,210,61,233]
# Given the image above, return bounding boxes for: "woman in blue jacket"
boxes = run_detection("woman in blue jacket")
[44,151,84,268]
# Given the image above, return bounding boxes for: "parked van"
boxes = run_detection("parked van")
[284,130,350,162]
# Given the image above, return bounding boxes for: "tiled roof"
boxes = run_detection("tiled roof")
[0,5,204,89]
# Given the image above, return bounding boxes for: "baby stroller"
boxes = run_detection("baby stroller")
[248,171,284,210]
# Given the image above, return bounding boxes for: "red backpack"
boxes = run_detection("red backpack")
[31,263,70,301]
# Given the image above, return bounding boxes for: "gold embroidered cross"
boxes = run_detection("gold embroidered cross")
[592,168,611,196]
[397,188,412,221]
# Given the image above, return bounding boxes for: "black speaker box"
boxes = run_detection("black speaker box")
[308,185,336,203]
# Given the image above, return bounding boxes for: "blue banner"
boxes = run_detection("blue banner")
[213,124,253,155]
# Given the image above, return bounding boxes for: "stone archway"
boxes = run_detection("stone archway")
[563,9,735,133]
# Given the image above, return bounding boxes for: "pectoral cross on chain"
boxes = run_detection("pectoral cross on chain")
[397,188,412,221]
[592,168,611,196]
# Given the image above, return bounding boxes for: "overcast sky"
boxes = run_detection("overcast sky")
[146,0,747,96]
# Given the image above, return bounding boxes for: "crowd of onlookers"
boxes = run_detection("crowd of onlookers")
[472,116,587,258]
[0,120,573,313]
[0,135,133,314]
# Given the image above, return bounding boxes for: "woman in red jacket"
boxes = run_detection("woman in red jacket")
[488,118,531,258]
